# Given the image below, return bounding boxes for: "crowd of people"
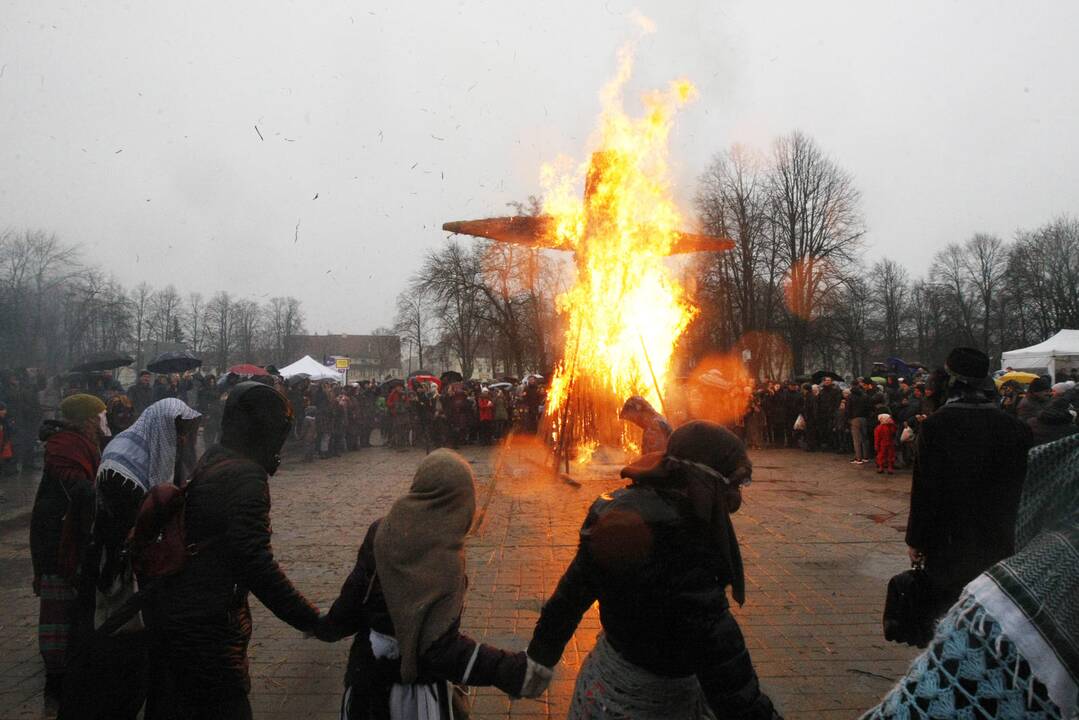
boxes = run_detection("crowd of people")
[713,366,1079,472]
[0,367,551,479]
[10,347,1079,720]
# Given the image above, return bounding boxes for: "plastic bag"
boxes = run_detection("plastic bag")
[900,426,914,443]
[793,414,806,431]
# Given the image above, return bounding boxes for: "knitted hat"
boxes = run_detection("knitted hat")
[60,394,106,423]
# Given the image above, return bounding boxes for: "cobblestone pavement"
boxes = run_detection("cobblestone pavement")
[0,439,919,719]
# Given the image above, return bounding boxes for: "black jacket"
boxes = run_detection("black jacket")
[528,485,776,719]
[155,445,319,700]
[320,520,526,719]
[905,401,1032,599]
[847,388,871,420]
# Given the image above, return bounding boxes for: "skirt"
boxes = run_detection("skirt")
[38,574,77,674]
[569,634,716,720]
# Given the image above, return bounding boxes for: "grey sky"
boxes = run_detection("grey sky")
[3,1,1077,334]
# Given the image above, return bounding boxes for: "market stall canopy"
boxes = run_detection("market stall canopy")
[1001,330,1079,383]
[71,351,134,373]
[279,355,345,383]
[147,350,202,374]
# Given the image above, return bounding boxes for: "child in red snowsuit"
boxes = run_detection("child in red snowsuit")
[874,413,897,474]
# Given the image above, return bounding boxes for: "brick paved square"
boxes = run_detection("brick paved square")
[0,443,919,719]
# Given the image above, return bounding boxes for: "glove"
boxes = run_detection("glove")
[519,655,554,699]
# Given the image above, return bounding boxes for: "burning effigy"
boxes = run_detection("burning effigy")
[444,42,731,468]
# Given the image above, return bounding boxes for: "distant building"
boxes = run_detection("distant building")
[424,340,496,379]
[287,334,401,380]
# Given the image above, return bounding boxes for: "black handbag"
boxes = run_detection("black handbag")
[882,562,936,647]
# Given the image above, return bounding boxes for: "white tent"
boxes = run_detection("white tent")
[279,355,345,383]
[1001,330,1079,383]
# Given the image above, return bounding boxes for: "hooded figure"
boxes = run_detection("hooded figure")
[864,432,1079,720]
[154,382,319,719]
[315,449,546,719]
[528,421,777,720]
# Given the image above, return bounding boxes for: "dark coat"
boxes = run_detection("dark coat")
[154,445,319,701]
[1016,393,1050,423]
[319,520,526,718]
[29,421,100,578]
[1028,400,1079,447]
[528,485,776,719]
[905,401,1032,602]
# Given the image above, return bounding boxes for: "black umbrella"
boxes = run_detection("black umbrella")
[440,370,464,385]
[147,350,203,374]
[71,351,134,373]
[379,378,405,393]
[811,370,843,384]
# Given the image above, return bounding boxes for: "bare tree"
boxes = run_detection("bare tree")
[186,292,205,355]
[871,259,910,358]
[231,299,262,364]
[148,284,184,350]
[394,286,434,370]
[129,283,154,370]
[414,241,486,378]
[769,132,865,374]
[266,296,306,364]
[204,291,233,372]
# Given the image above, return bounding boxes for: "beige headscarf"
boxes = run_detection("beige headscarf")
[374,449,477,683]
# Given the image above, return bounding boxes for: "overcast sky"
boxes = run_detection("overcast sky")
[3,1,1077,334]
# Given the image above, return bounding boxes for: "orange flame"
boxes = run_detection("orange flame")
[540,39,698,454]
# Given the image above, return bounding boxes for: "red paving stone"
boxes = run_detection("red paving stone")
[0,440,919,719]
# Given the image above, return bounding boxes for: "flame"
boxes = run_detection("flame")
[540,41,698,456]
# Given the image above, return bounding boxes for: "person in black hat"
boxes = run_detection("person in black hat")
[152,382,321,719]
[905,347,1032,619]
[527,421,778,720]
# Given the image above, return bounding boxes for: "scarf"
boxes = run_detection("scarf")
[43,422,101,479]
[374,449,476,684]
[983,433,1079,692]
[98,398,201,492]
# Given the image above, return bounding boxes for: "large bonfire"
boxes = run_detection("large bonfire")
[540,47,699,461]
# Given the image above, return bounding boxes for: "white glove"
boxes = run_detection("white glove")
[519,655,554,698]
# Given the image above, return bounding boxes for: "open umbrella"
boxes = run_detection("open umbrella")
[228,363,269,376]
[147,350,202,374]
[380,378,405,393]
[995,371,1040,387]
[71,351,134,373]
[488,382,512,390]
[407,369,436,379]
[811,370,843,384]
[408,374,441,390]
[870,376,887,385]
[440,370,464,385]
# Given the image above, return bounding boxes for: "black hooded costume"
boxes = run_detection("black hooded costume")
[528,421,777,719]
[153,382,320,718]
